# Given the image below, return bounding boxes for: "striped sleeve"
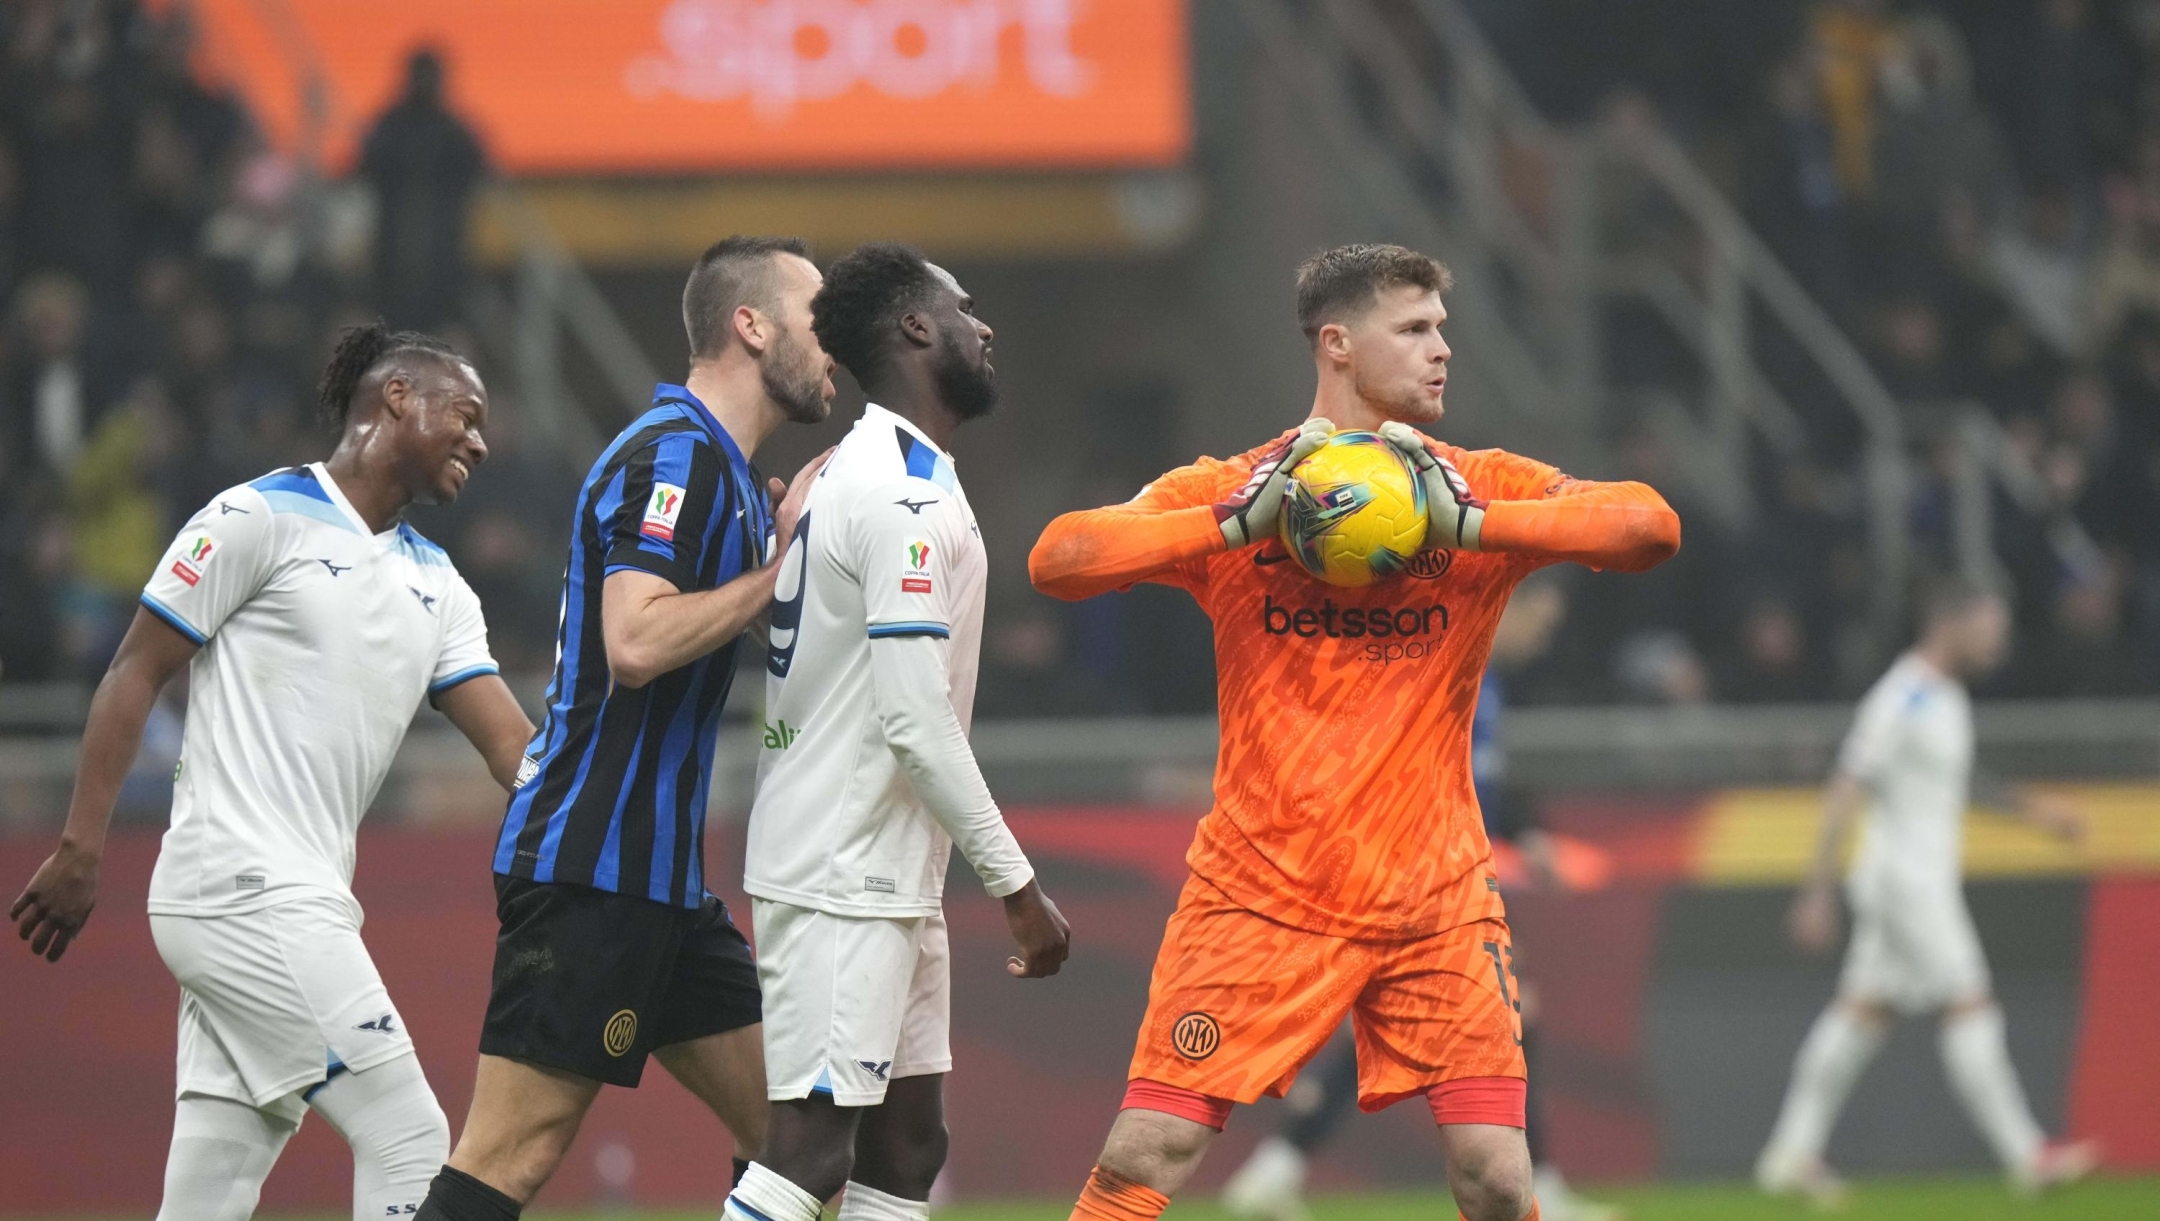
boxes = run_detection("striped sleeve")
[603,432,728,591]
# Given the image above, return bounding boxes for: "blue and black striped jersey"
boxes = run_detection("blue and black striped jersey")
[493,384,772,907]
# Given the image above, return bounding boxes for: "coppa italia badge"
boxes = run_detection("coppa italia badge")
[642,482,687,542]
[901,539,933,593]
[171,532,216,587]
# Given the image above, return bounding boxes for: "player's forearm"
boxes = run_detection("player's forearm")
[607,565,779,687]
[1476,482,1681,572]
[437,676,537,792]
[1806,773,1867,890]
[61,662,167,858]
[870,638,1035,897]
[1028,504,1224,601]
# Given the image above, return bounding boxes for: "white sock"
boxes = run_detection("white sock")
[307,1053,452,1221]
[837,1181,931,1221]
[155,1093,298,1221]
[725,1162,826,1221]
[1939,1005,2045,1174]
[1758,1006,1886,1172]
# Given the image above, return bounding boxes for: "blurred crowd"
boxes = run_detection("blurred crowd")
[0,0,546,687]
[1461,0,2160,703]
[1,0,2152,713]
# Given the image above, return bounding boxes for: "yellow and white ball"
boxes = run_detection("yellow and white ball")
[1278,430,1429,587]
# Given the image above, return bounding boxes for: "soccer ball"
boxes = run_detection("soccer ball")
[1278,430,1429,587]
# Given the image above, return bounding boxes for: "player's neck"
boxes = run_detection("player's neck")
[1309,377,1390,434]
[685,361,784,458]
[322,431,412,534]
[1912,641,1963,684]
[872,377,963,452]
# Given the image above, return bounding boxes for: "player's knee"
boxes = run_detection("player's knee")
[859,1117,948,1196]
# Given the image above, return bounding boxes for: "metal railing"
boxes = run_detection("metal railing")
[1236,0,1920,666]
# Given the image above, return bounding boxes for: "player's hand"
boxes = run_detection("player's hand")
[1214,418,1332,550]
[2026,790,2087,843]
[1002,879,1070,979]
[770,446,835,564]
[10,839,100,962]
[1787,884,1840,956]
[1378,421,1486,551]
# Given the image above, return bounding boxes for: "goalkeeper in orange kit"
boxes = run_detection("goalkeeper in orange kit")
[1028,244,1681,1221]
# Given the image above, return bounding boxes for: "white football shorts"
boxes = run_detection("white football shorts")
[752,898,951,1106]
[1838,880,1991,1015]
[151,895,413,1123]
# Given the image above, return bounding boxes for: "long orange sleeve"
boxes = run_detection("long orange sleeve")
[1478,479,1681,572]
[1028,502,1225,601]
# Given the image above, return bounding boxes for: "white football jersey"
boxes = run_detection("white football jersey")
[746,404,988,917]
[139,463,497,919]
[1835,652,1974,895]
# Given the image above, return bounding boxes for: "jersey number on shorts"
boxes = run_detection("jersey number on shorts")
[1483,941,1524,1046]
[766,511,813,679]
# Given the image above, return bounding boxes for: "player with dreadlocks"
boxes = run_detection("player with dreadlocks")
[11,323,537,1221]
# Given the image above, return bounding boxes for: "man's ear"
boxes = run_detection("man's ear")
[899,308,934,351]
[731,304,768,356]
[378,371,415,420]
[1317,321,1354,366]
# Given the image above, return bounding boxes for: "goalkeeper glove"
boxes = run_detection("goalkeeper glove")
[1379,421,1486,551]
[1215,417,1333,549]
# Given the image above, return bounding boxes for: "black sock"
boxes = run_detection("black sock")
[415,1165,522,1221]
[733,1156,752,1187]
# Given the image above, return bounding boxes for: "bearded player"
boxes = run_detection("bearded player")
[1029,244,1681,1221]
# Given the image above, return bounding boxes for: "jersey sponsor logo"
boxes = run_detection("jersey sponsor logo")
[1405,549,1454,580]
[408,586,438,615]
[857,1059,894,1082]
[354,1013,399,1035]
[762,718,801,750]
[171,531,218,585]
[318,558,352,577]
[642,482,687,542]
[894,497,938,515]
[901,538,933,593]
[216,500,248,515]
[1261,594,1451,665]
[603,1009,639,1057]
[1171,1011,1221,1060]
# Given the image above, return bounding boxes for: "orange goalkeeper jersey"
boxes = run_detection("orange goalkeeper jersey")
[1030,431,1679,941]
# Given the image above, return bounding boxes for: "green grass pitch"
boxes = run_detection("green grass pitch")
[515,1175,2160,1221]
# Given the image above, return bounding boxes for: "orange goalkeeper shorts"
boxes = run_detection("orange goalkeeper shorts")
[1128,874,1526,1112]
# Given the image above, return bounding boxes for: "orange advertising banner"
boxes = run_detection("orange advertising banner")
[182,0,1189,172]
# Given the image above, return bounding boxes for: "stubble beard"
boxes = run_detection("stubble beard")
[936,330,999,421]
[764,329,831,424]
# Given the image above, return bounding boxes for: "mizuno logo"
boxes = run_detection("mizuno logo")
[894,497,938,515]
[318,559,351,577]
[218,501,249,515]
[355,1013,398,1034]
[408,587,438,614]
[857,1059,893,1082]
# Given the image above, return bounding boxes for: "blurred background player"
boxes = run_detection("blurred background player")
[1756,578,2097,1205]
[10,323,534,1221]
[1219,576,1625,1221]
[1031,243,1681,1221]
[414,237,832,1221]
[724,243,1071,1221]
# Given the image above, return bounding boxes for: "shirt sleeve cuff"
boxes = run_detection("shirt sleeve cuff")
[867,620,952,640]
[428,664,500,696]
[603,545,694,592]
[982,860,1036,899]
[139,593,208,646]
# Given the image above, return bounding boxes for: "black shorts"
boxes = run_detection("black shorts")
[479,875,762,1087]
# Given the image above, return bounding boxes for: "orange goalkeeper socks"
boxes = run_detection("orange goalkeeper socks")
[1069,1165,1171,1221]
